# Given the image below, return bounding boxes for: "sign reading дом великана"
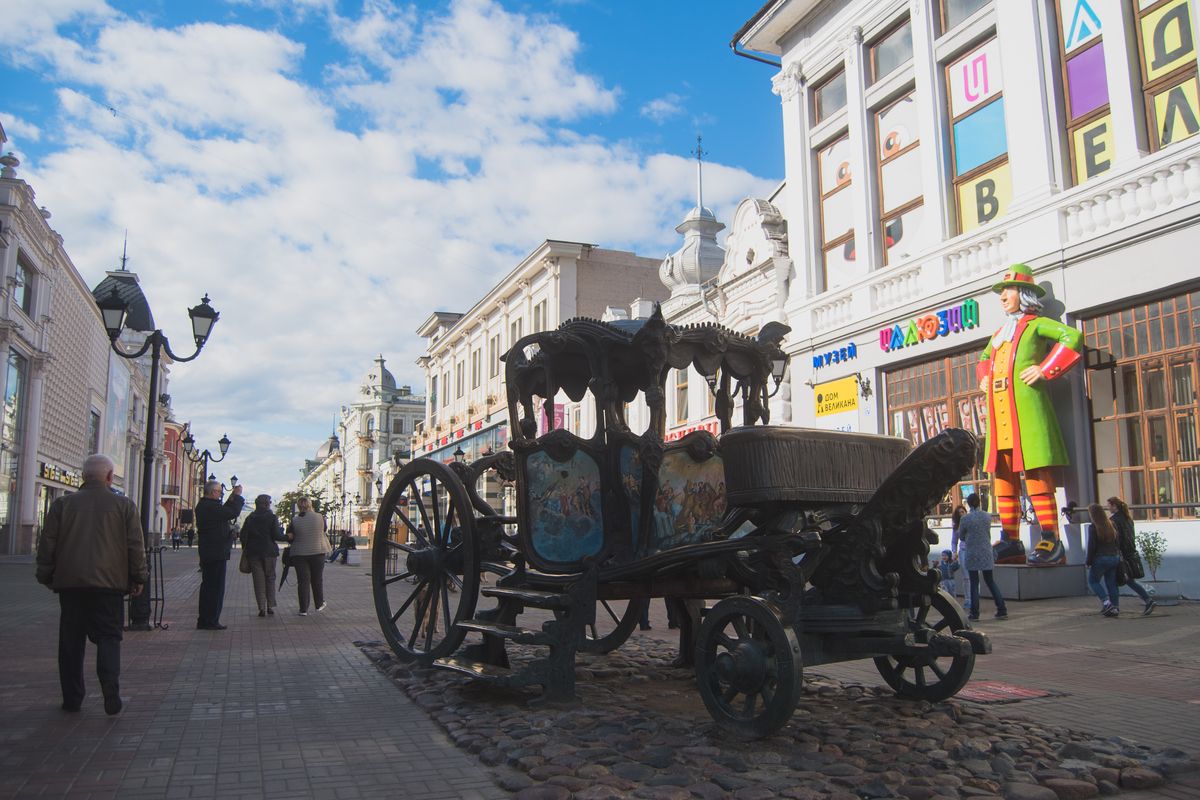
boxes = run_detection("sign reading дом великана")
[879,298,980,353]
[815,376,859,417]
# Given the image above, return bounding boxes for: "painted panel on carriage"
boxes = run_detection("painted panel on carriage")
[619,444,643,554]
[647,451,727,555]
[527,449,603,563]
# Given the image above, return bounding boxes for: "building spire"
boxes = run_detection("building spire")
[118,230,129,271]
[691,134,707,213]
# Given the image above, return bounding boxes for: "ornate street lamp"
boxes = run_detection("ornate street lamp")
[183,433,232,496]
[99,289,220,630]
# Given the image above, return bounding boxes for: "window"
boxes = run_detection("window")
[885,349,989,513]
[431,375,439,411]
[533,301,547,333]
[946,37,1011,234]
[817,134,855,288]
[392,419,405,434]
[1084,290,1200,519]
[510,318,523,348]
[1055,0,1113,185]
[870,19,912,84]
[455,362,465,398]
[675,368,689,425]
[471,349,481,389]
[939,0,990,34]
[488,334,501,377]
[1136,0,1200,152]
[441,372,450,407]
[814,69,847,123]
[875,92,925,265]
[366,417,375,434]
[14,254,34,318]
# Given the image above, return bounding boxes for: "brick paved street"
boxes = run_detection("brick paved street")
[1,549,1197,799]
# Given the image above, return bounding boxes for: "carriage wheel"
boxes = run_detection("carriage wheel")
[372,459,479,663]
[873,589,975,702]
[694,595,802,739]
[574,598,649,654]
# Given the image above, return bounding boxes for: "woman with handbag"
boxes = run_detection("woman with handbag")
[239,494,286,617]
[1085,503,1122,617]
[1108,496,1156,616]
[285,496,329,616]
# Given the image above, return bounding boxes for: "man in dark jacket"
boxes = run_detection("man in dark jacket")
[36,454,147,715]
[239,494,285,616]
[195,479,245,630]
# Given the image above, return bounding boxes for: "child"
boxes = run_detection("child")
[937,549,959,596]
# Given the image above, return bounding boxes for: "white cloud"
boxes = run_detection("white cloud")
[640,93,686,124]
[4,0,775,497]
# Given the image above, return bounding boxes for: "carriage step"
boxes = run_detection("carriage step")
[481,586,571,609]
[457,619,554,645]
[433,656,515,682]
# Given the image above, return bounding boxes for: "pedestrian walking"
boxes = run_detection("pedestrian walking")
[239,494,286,617]
[956,493,1008,620]
[949,504,968,607]
[1086,502,1123,617]
[186,527,195,548]
[34,454,147,715]
[1108,496,1156,616]
[170,528,182,550]
[195,479,245,630]
[286,496,329,615]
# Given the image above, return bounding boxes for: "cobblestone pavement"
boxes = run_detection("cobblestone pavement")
[1,549,1197,799]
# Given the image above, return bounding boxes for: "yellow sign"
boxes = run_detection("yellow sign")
[1072,113,1114,184]
[957,161,1011,234]
[815,376,859,417]
[1141,0,1195,83]
[1153,76,1200,147]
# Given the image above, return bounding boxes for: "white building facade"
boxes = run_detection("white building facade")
[728,0,1200,566]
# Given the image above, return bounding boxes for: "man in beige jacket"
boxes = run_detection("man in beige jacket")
[36,454,146,715]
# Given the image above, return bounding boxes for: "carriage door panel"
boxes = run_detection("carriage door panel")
[522,448,604,568]
[649,447,727,555]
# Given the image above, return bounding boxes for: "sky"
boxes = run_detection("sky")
[0,0,784,498]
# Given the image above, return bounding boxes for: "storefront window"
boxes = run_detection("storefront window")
[1085,289,1200,519]
[817,133,855,288]
[885,347,988,513]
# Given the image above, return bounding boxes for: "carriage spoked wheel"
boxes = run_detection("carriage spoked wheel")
[565,598,649,654]
[694,595,802,738]
[873,589,975,702]
[372,458,479,664]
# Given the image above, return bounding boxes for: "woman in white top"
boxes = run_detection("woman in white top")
[286,496,329,615]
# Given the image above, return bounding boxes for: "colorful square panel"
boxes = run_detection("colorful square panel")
[526,449,603,564]
[1066,42,1109,119]
[953,98,1007,176]
[1140,0,1195,83]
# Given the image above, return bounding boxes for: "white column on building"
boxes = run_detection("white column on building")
[844,25,876,278]
[18,354,47,533]
[910,0,952,244]
[995,0,1060,206]
[772,62,816,301]
[1096,0,1150,164]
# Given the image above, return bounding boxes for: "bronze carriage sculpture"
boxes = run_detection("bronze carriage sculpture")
[371,309,989,738]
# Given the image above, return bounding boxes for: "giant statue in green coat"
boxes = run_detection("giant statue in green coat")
[976,264,1083,566]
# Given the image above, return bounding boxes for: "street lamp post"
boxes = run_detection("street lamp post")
[97,289,220,631]
[182,432,232,494]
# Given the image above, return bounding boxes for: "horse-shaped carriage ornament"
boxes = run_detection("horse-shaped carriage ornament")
[371,308,989,738]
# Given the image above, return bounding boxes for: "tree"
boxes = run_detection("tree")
[275,487,329,525]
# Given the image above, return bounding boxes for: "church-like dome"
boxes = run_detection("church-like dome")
[361,355,397,392]
[315,432,339,461]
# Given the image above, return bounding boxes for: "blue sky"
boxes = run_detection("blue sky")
[0,0,783,495]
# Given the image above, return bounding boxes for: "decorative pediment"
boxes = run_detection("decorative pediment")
[719,198,788,283]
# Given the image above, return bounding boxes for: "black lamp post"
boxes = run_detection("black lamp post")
[182,432,232,496]
[97,289,220,631]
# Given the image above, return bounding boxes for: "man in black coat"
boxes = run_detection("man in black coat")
[195,479,245,630]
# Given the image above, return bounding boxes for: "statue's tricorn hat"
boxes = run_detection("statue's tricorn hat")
[991,263,1046,297]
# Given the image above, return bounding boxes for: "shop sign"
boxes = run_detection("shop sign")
[812,342,857,369]
[665,419,720,442]
[40,462,83,488]
[815,376,859,417]
[879,299,980,353]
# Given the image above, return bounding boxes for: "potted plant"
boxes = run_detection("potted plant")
[1136,530,1180,605]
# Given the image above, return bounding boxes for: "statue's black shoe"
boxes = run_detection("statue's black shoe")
[992,538,1026,564]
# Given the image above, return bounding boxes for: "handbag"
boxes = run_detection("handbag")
[238,548,252,574]
[1116,559,1130,587]
[281,546,293,567]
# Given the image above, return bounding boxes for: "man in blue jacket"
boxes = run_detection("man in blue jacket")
[195,479,245,630]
